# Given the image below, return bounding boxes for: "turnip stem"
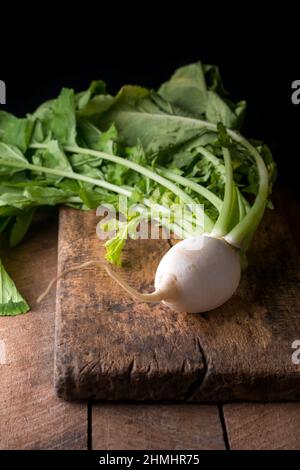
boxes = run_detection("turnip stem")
[142,114,269,248]
[31,143,214,231]
[157,166,222,210]
[236,188,246,221]
[1,156,200,241]
[29,115,269,249]
[197,146,225,171]
[212,147,234,237]
[223,135,269,249]
[106,113,267,248]
[65,145,213,230]
[197,145,251,213]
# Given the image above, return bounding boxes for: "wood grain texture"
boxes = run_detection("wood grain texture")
[92,404,225,450]
[55,203,300,401]
[191,194,300,401]
[0,215,87,449]
[223,403,300,449]
[55,208,205,401]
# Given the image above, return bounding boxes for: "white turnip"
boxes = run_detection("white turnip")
[107,234,241,313]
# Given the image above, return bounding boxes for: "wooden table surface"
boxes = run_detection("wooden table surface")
[1,196,300,450]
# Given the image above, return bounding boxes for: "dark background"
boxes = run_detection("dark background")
[1,10,299,199]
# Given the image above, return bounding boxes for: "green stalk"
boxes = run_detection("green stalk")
[197,146,225,172]
[189,120,268,248]
[31,143,214,231]
[28,113,268,249]
[236,188,246,222]
[149,114,269,248]
[228,186,240,230]
[197,145,250,212]
[1,156,200,239]
[96,112,267,239]
[65,145,213,230]
[0,158,132,197]
[157,166,222,210]
[223,135,269,249]
[142,200,198,237]
[211,147,234,237]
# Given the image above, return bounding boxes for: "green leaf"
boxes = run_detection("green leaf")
[32,99,55,120]
[69,153,104,179]
[32,140,73,183]
[258,143,277,193]
[23,186,75,205]
[99,87,203,154]
[104,215,147,266]
[104,233,126,266]
[168,130,218,169]
[0,60,276,314]
[0,259,29,315]
[76,80,107,110]
[31,119,49,144]
[50,88,77,145]
[9,208,35,247]
[0,111,34,152]
[206,91,246,128]
[217,122,232,147]
[0,142,28,176]
[37,89,77,146]
[204,64,228,95]
[0,185,32,210]
[78,120,117,154]
[77,94,115,118]
[157,61,246,129]
[159,62,208,117]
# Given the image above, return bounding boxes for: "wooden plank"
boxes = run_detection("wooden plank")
[0,215,87,449]
[223,403,300,450]
[55,208,205,401]
[55,201,300,401]
[92,404,225,450]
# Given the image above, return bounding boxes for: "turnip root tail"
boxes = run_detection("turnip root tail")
[36,260,99,304]
[105,266,178,303]
[37,259,178,306]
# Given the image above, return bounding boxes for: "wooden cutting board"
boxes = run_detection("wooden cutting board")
[54,197,300,401]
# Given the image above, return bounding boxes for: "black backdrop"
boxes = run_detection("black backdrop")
[1,9,299,199]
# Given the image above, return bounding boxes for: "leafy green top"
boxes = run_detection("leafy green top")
[0,61,276,315]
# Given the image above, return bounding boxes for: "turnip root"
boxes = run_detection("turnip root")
[155,235,241,312]
[106,234,241,313]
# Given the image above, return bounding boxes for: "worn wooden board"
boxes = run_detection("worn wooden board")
[92,404,225,450]
[54,200,300,401]
[0,215,87,450]
[3,207,300,451]
[223,403,300,449]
